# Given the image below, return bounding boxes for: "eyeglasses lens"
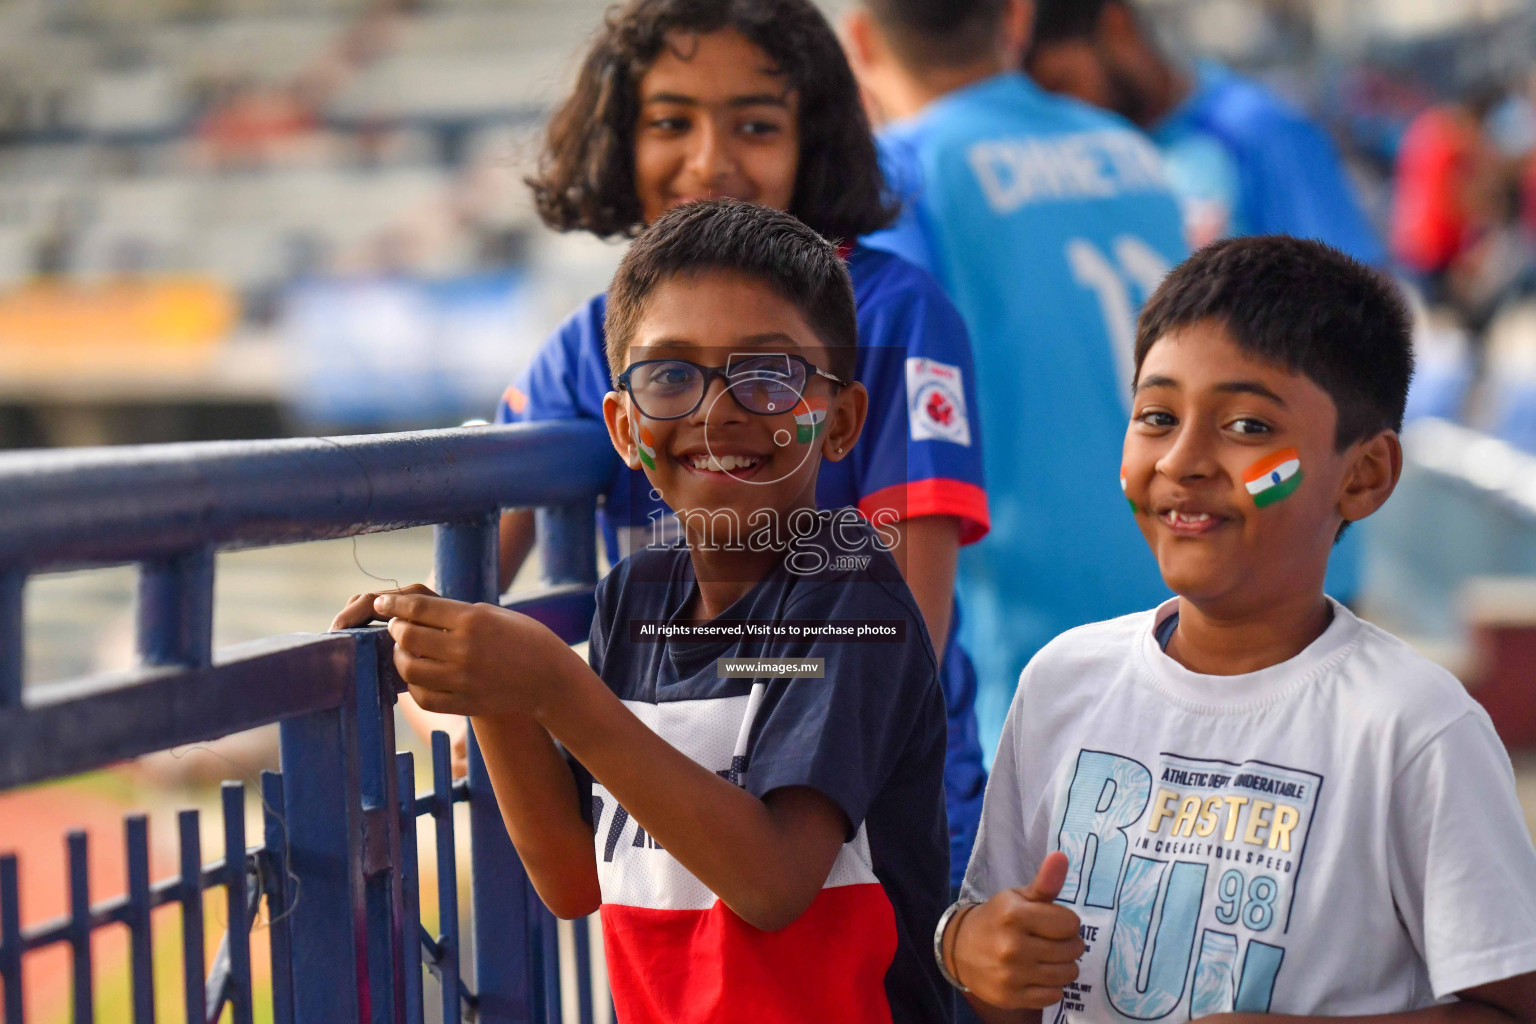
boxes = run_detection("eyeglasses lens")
[631,360,703,419]
[728,356,806,414]
[628,357,809,418]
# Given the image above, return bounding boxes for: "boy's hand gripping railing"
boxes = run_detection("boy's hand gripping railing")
[0,422,613,1024]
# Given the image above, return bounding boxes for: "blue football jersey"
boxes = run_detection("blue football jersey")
[1153,62,1387,265]
[498,244,990,885]
[865,73,1190,760]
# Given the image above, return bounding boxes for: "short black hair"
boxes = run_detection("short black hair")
[1032,0,1118,46]
[864,0,1008,70]
[1135,236,1414,450]
[605,199,857,383]
[528,0,893,242]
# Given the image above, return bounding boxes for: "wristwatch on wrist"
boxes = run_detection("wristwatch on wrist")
[933,898,981,993]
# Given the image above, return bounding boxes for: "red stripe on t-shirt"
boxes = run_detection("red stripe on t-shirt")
[600,882,898,1024]
[857,479,991,545]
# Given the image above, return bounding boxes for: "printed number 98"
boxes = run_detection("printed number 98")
[1215,869,1278,931]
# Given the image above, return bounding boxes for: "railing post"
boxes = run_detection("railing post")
[279,657,368,1024]
[0,570,22,708]
[262,770,297,1024]
[537,502,598,588]
[137,546,214,668]
[435,514,499,606]
[354,628,406,1024]
[435,513,535,1023]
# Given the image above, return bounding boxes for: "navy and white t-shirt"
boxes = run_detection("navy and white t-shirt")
[581,510,952,1024]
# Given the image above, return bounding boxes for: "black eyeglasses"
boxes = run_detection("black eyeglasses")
[616,353,849,421]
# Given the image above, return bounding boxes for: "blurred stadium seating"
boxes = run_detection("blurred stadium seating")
[0,0,623,441]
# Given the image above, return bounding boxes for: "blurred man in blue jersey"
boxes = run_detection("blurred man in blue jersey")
[843,0,1188,761]
[1024,0,1385,261]
[1024,0,1383,607]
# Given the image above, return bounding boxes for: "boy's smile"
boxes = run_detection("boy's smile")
[603,269,864,551]
[1123,320,1350,616]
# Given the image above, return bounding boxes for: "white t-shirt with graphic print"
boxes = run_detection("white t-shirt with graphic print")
[962,598,1536,1024]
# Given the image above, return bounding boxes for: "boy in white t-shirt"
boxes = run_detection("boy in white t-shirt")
[937,236,1536,1024]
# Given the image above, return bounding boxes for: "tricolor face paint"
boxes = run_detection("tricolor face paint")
[794,396,827,445]
[635,423,658,471]
[1121,466,1138,513]
[1243,448,1302,508]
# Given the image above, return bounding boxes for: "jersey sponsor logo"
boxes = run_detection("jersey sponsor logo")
[906,357,971,446]
[1048,750,1321,1024]
[1243,449,1302,508]
[968,129,1168,215]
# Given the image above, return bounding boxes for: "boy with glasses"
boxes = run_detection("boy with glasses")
[334,201,954,1024]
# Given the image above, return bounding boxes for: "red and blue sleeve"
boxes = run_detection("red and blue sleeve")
[846,252,990,545]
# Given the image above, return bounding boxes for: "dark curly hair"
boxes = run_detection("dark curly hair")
[527,0,894,242]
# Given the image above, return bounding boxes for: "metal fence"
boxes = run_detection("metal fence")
[0,420,617,1023]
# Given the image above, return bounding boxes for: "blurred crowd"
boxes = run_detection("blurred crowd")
[0,0,1534,446]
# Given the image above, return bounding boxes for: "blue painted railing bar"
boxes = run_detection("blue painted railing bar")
[223,782,254,1024]
[0,421,614,1023]
[0,422,613,571]
[138,546,215,669]
[572,921,595,1024]
[396,754,426,1024]
[261,770,297,1024]
[179,809,207,1024]
[0,572,20,709]
[432,731,463,1024]
[66,831,91,1021]
[0,857,19,1019]
[125,814,154,1024]
[0,635,354,791]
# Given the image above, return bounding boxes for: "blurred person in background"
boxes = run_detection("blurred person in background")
[841,0,1186,763]
[406,0,995,892]
[1023,0,1379,607]
[1025,0,1385,263]
[1392,84,1534,332]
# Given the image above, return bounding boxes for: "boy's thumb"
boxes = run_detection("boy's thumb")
[1019,851,1071,903]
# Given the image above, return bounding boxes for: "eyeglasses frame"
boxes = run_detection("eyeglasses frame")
[615,354,850,421]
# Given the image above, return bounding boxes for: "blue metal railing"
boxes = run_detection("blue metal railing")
[0,421,616,1023]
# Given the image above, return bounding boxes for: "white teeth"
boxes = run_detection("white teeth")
[1165,511,1212,524]
[688,454,760,472]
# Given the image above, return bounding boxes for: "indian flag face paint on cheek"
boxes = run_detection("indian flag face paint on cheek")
[794,397,827,444]
[1121,466,1137,513]
[636,425,657,471]
[1244,447,1303,508]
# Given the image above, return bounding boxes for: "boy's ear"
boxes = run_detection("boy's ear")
[603,391,644,470]
[841,8,880,74]
[822,382,868,464]
[1338,429,1403,525]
